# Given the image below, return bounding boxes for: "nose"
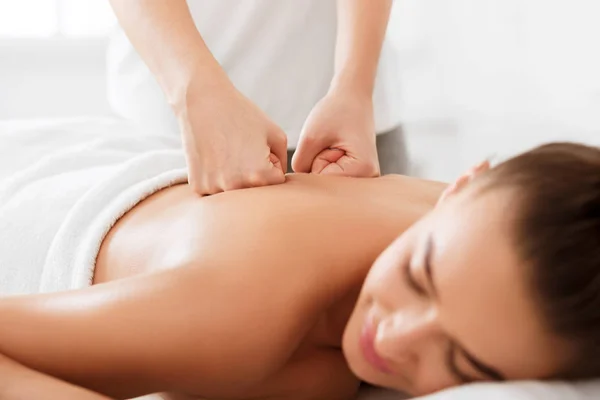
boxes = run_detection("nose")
[374,309,441,363]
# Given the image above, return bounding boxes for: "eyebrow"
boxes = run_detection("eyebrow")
[425,234,507,382]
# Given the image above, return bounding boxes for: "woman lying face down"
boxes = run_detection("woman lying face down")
[0,143,599,400]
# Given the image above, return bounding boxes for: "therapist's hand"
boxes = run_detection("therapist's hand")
[178,75,288,196]
[292,88,380,177]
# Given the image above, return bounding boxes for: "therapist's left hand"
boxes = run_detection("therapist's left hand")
[292,89,380,177]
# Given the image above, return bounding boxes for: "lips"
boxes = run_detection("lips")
[360,315,392,374]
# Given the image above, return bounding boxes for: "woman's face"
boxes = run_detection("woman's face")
[343,184,572,396]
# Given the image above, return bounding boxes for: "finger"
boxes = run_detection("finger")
[267,126,288,174]
[203,172,230,195]
[183,151,207,197]
[269,152,284,175]
[310,148,345,174]
[194,180,225,197]
[220,174,246,192]
[187,170,214,197]
[292,132,329,173]
[256,165,286,186]
[189,180,205,197]
[320,155,379,177]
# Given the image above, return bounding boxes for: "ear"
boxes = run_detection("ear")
[436,160,490,206]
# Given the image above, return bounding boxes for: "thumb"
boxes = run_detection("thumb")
[262,161,287,185]
[267,125,288,174]
[292,133,330,173]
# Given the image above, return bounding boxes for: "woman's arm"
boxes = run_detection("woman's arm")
[0,230,329,399]
[0,354,109,400]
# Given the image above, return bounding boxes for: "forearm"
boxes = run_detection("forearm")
[0,268,247,398]
[332,0,393,96]
[0,250,317,398]
[0,354,108,400]
[108,0,229,112]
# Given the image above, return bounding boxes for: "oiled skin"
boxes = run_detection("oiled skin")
[0,174,444,399]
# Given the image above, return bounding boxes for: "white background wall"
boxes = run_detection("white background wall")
[0,0,116,118]
[0,39,112,119]
[1,0,599,182]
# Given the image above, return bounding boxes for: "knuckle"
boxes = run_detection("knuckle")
[269,173,286,185]
[190,181,204,196]
[277,128,288,142]
[189,175,212,196]
[360,166,379,178]
[205,184,223,195]
[368,160,381,176]
[245,171,268,187]
[222,176,245,191]
[301,134,316,145]
[204,174,226,195]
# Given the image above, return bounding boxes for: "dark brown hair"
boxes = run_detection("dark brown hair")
[482,142,600,379]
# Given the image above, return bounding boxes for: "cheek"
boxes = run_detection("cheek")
[363,236,409,294]
[362,233,420,314]
[362,257,403,312]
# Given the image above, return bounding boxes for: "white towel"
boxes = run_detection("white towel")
[0,117,187,295]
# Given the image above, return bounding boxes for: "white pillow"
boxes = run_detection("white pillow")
[357,380,600,400]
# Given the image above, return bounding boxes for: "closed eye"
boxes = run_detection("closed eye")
[445,343,477,384]
[403,262,427,297]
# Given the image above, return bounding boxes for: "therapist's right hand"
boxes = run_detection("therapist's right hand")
[176,76,288,196]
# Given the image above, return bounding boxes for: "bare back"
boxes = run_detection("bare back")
[96,174,443,281]
[93,173,444,399]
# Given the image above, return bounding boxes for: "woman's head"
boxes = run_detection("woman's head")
[342,142,600,396]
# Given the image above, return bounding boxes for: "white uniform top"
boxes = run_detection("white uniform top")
[107,0,401,149]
